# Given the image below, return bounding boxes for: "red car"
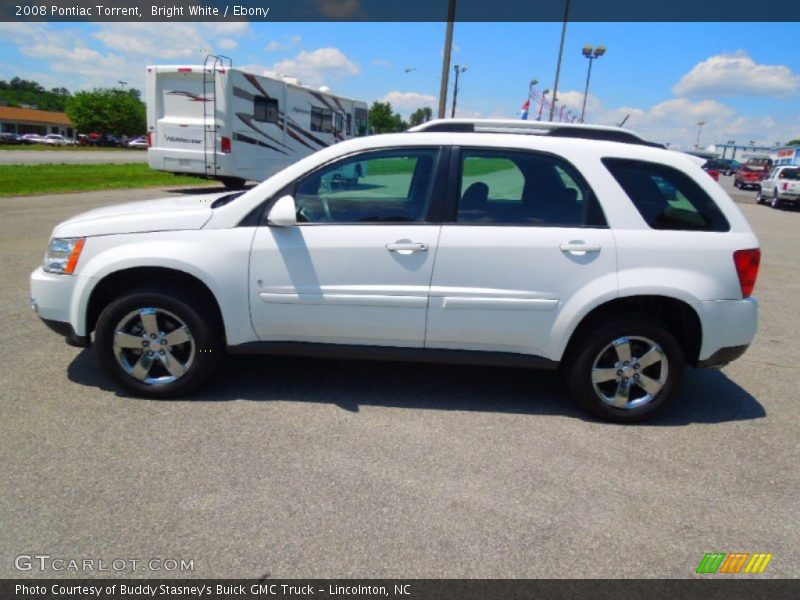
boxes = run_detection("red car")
[734,164,768,190]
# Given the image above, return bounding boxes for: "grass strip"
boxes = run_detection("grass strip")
[0,163,212,197]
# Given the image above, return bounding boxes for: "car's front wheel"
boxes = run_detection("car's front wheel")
[95,287,223,397]
[564,318,686,422]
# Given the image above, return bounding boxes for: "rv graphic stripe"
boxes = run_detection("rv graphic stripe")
[284,121,329,149]
[233,132,289,154]
[233,86,255,102]
[243,74,273,99]
[167,90,210,102]
[235,114,290,154]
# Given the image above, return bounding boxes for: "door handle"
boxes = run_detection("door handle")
[386,242,428,254]
[559,242,601,256]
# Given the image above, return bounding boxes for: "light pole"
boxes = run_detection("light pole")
[451,64,468,118]
[537,89,550,121]
[118,80,128,91]
[695,121,706,149]
[550,0,572,121]
[559,105,567,122]
[438,0,457,119]
[579,45,606,123]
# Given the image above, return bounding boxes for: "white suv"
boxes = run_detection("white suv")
[30,120,760,422]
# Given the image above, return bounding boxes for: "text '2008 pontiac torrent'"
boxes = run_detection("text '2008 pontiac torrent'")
[30,119,760,422]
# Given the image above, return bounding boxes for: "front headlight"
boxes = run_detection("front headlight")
[43,237,86,274]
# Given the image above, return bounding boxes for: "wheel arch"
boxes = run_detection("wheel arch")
[85,267,226,344]
[562,295,703,367]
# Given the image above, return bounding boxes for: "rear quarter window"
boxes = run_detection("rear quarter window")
[602,158,730,232]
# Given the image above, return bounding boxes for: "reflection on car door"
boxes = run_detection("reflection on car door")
[249,147,445,347]
[425,148,617,358]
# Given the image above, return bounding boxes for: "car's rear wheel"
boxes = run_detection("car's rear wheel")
[564,317,686,422]
[771,191,781,209]
[95,287,223,397]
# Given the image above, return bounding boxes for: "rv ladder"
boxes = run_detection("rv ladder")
[202,54,232,180]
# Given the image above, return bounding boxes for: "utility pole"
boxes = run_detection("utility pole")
[550,0,571,121]
[451,64,468,118]
[438,0,457,119]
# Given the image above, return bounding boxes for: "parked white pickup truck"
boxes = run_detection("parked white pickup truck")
[757,166,800,208]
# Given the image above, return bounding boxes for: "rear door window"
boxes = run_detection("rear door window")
[602,158,729,232]
[456,149,606,227]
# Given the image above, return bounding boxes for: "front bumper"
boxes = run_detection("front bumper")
[39,317,89,347]
[30,266,88,346]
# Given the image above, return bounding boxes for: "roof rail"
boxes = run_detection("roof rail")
[408,118,665,149]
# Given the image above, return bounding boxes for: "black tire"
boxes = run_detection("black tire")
[219,176,246,190]
[563,317,686,423]
[95,286,223,398]
[771,191,781,209]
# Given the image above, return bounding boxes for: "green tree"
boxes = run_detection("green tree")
[787,139,800,146]
[0,77,70,111]
[66,88,145,135]
[368,101,408,133]
[409,106,433,127]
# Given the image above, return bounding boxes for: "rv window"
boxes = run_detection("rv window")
[254,96,279,124]
[311,107,333,133]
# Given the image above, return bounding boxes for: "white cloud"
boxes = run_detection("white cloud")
[265,34,303,53]
[271,47,360,87]
[382,91,437,112]
[580,96,800,148]
[90,22,249,63]
[673,51,800,98]
[551,90,602,120]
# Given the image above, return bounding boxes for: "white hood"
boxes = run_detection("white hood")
[52,192,230,238]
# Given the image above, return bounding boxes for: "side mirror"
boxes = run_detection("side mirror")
[267,194,297,227]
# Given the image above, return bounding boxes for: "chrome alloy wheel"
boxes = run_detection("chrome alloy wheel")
[590,336,668,410]
[112,307,195,385]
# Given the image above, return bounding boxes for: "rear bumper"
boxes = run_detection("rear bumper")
[693,298,758,366]
[148,148,234,178]
[696,344,749,369]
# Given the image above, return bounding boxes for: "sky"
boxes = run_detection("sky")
[0,21,798,148]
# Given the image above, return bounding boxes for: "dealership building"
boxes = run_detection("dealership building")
[0,106,74,137]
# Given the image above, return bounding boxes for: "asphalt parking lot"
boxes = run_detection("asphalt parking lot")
[0,178,798,579]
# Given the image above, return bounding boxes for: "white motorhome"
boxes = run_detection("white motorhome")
[145,56,369,188]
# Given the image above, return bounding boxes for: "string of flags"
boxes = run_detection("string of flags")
[520,87,578,123]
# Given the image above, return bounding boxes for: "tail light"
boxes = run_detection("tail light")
[220,136,232,154]
[146,132,153,147]
[783,182,789,190]
[733,249,761,298]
